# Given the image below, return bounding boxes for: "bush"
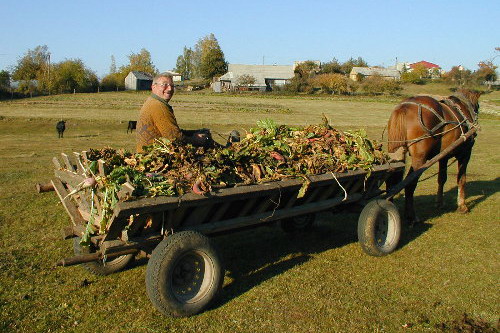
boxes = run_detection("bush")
[310,73,357,95]
[401,71,425,84]
[360,75,402,95]
[101,72,125,91]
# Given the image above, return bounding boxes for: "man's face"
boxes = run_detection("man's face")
[152,76,174,102]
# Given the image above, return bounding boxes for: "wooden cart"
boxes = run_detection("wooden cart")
[49,151,405,317]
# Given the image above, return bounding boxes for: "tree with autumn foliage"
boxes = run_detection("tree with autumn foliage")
[12,45,51,95]
[310,73,357,95]
[473,61,497,84]
[51,59,99,93]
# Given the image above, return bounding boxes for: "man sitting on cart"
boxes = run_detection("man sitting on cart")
[136,72,212,153]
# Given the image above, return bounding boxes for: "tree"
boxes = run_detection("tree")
[100,73,124,91]
[236,74,256,86]
[341,57,368,75]
[12,45,51,94]
[411,63,429,79]
[196,34,227,80]
[360,74,402,95]
[0,70,10,97]
[175,47,194,80]
[284,61,322,93]
[51,59,99,93]
[401,71,425,84]
[320,58,342,74]
[0,70,10,89]
[310,73,357,95]
[109,55,117,74]
[474,61,497,83]
[120,48,157,76]
[100,55,123,91]
[443,66,473,86]
[294,61,321,78]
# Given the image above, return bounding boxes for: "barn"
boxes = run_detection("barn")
[125,71,153,91]
[216,64,295,92]
[349,67,401,81]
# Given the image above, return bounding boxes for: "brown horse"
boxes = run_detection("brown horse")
[386,89,481,224]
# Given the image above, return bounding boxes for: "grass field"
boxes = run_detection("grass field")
[0,88,499,332]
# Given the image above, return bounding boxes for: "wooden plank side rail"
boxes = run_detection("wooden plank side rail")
[92,162,405,242]
[51,179,86,226]
[187,193,364,235]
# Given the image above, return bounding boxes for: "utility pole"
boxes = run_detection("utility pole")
[46,53,51,95]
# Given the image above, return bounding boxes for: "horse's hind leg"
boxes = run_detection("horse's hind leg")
[436,158,448,208]
[456,149,472,214]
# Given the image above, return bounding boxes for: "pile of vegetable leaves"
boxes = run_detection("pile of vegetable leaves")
[87,118,387,198]
[79,119,388,243]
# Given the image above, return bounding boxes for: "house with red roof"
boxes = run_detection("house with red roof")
[409,61,441,70]
[408,61,443,78]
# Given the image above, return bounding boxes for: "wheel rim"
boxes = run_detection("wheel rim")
[170,251,214,304]
[374,211,396,250]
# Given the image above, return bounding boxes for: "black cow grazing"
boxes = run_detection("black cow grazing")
[56,120,66,138]
[127,121,137,133]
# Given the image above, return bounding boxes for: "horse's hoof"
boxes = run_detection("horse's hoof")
[457,206,469,214]
[435,202,444,209]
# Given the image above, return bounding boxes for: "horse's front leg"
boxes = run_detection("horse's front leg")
[456,149,472,213]
[436,158,448,208]
[404,166,421,225]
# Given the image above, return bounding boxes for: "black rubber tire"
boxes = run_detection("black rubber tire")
[279,214,315,233]
[73,237,134,276]
[145,231,223,317]
[357,199,401,257]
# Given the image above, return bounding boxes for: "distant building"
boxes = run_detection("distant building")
[409,60,440,70]
[161,71,182,82]
[349,67,401,81]
[409,61,443,78]
[125,71,153,90]
[216,64,295,92]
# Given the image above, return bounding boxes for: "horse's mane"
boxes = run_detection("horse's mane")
[454,88,481,106]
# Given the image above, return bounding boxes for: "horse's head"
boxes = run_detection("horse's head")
[455,89,482,122]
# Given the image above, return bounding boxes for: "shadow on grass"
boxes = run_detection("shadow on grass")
[208,178,498,310]
[393,178,499,249]
[208,210,383,310]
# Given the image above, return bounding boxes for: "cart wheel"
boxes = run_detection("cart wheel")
[73,237,134,276]
[145,231,223,317]
[279,214,315,233]
[357,199,401,257]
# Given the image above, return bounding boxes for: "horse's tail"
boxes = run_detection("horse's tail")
[387,107,407,154]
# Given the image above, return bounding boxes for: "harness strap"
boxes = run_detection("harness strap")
[440,98,469,135]
[453,92,478,124]
[400,101,459,137]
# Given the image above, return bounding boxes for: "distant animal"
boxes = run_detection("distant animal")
[56,120,66,138]
[127,121,137,133]
[386,89,481,224]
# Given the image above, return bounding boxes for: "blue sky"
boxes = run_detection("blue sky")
[1,0,498,78]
